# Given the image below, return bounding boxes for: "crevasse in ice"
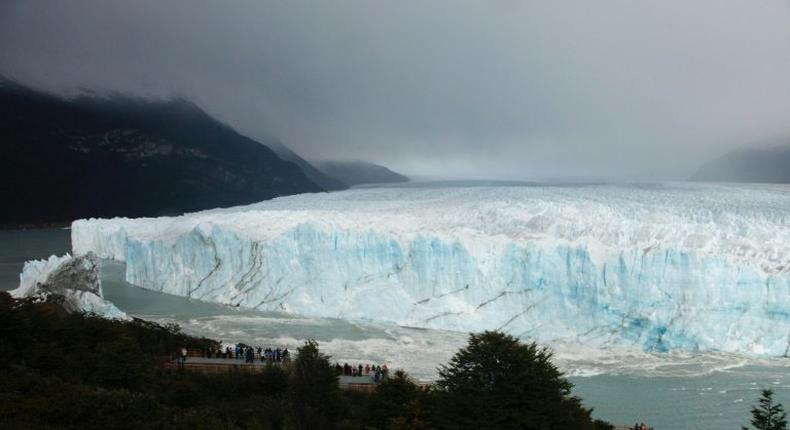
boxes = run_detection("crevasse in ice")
[71,183,790,355]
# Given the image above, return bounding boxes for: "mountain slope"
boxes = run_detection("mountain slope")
[691,144,790,184]
[268,142,348,191]
[0,79,322,226]
[315,160,409,187]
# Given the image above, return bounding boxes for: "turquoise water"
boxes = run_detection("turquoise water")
[572,368,789,429]
[1,228,788,429]
[0,228,70,289]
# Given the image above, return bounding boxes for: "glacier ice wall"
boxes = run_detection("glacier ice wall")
[71,183,790,355]
[12,253,129,320]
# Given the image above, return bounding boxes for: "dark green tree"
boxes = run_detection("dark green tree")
[288,339,341,430]
[743,389,787,430]
[92,335,156,389]
[433,330,605,429]
[366,370,431,429]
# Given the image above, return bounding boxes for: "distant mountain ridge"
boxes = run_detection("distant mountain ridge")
[268,142,348,191]
[691,143,790,184]
[314,160,409,187]
[0,79,322,226]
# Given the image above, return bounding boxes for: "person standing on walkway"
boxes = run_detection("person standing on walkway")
[178,346,187,370]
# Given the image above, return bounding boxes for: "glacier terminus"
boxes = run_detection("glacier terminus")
[69,183,790,356]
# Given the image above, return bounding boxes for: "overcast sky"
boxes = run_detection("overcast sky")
[2,1,790,179]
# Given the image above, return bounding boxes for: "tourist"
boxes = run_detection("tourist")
[357,364,363,377]
[179,346,188,368]
[365,363,370,375]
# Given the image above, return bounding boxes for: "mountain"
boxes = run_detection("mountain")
[691,143,790,184]
[0,79,322,227]
[268,142,348,191]
[314,160,409,187]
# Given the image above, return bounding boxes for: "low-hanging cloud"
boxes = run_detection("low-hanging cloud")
[2,0,790,179]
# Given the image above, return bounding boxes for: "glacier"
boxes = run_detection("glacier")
[12,253,129,320]
[71,183,790,355]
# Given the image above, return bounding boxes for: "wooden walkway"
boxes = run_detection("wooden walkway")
[170,356,291,370]
[164,356,382,393]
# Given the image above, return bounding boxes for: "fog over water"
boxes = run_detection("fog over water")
[3,1,790,179]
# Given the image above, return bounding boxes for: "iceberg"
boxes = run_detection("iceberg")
[12,252,129,320]
[71,183,790,355]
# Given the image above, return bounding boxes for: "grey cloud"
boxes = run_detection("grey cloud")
[2,0,790,179]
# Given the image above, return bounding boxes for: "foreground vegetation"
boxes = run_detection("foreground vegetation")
[0,292,613,429]
[743,389,787,430]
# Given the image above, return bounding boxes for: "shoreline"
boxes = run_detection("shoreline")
[1,221,71,230]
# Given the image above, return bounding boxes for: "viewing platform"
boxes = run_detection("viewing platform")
[164,355,390,393]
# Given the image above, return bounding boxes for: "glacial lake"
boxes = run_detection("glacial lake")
[2,227,788,429]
